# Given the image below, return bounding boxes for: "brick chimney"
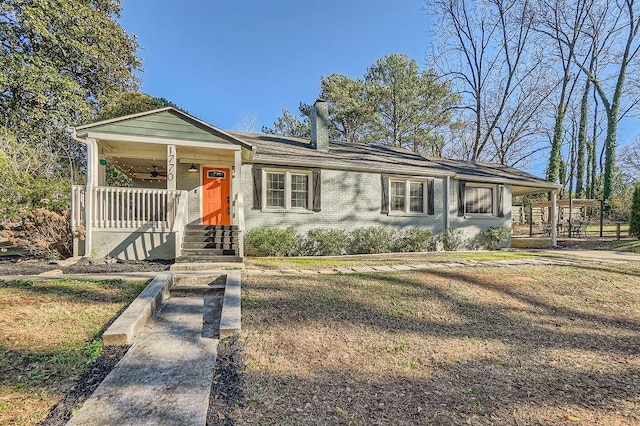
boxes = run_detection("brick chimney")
[311,99,329,151]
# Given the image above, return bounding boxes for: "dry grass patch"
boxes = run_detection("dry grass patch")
[0,278,146,425]
[223,264,640,425]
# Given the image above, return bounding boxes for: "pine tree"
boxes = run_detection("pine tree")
[629,183,640,238]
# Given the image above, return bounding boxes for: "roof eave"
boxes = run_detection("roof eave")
[72,107,254,151]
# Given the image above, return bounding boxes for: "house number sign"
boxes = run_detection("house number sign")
[207,170,226,179]
[167,145,176,190]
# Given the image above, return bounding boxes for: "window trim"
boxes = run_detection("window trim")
[262,168,313,212]
[464,183,496,217]
[387,177,431,216]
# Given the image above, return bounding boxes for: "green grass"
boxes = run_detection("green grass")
[0,278,147,425]
[586,223,629,233]
[0,247,25,257]
[604,239,640,252]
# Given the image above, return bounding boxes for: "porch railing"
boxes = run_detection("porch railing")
[72,186,185,230]
[94,186,183,229]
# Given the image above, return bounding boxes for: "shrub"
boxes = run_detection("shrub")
[392,227,434,252]
[438,228,467,251]
[244,227,300,257]
[299,228,349,256]
[348,227,395,254]
[0,207,75,259]
[479,226,511,250]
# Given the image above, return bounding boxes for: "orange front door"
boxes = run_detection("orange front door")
[202,167,230,225]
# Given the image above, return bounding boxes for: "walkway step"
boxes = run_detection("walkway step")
[67,295,222,426]
[173,256,244,266]
[172,273,227,286]
[181,249,238,257]
[170,284,225,297]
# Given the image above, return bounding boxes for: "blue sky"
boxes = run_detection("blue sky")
[118,0,638,177]
[118,0,431,131]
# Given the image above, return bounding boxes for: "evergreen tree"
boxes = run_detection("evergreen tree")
[629,183,640,238]
[1,0,140,179]
[98,92,182,120]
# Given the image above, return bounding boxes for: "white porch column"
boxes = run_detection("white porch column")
[166,145,177,227]
[551,191,558,247]
[84,137,99,256]
[233,150,244,257]
[98,153,106,186]
[166,145,177,191]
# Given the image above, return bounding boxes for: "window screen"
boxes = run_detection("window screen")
[266,172,285,208]
[465,186,493,214]
[391,181,405,211]
[290,174,309,209]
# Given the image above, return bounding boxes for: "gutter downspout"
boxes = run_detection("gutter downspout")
[67,127,97,257]
[444,176,451,232]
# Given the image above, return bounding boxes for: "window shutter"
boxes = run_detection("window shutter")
[497,184,504,217]
[252,165,262,210]
[312,169,321,212]
[457,180,466,217]
[427,180,435,215]
[381,174,390,214]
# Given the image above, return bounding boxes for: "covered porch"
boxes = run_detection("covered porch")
[510,183,563,249]
[69,107,253,260]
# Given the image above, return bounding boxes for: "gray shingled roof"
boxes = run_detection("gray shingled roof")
[229,131,559,191]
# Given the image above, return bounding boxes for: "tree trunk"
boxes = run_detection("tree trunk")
[576,70,592,198]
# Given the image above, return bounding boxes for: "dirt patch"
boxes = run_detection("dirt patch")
[207,335,246,426]
[38,345,129,426]
[0,256,171,276]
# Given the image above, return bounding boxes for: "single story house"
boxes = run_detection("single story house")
[68,100,561,261]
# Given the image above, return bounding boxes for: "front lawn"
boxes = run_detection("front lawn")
[0,278,147,425]
[218,264,640,425]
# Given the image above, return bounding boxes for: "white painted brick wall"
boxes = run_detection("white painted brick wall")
[241,164,448,234]
[176,163,201,224]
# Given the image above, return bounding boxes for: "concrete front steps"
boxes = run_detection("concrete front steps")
[176,224,243,264]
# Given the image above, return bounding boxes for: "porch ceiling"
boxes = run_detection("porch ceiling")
[100,140,238,180]
[512,184,559,197]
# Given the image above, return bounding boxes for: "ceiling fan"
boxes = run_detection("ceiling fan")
[132,165,167,180]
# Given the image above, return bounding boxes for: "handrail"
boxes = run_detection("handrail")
[236,192,245,257]
[172,190,189,258]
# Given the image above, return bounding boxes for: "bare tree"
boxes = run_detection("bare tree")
[235,113,260,133]
[620,138,640,180]
[532,0,593,185]
[427,0,550,165]
[575,0,640,202]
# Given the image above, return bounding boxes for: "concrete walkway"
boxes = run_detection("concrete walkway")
[243,249,639,276]
[67,294,221,426]
[537,249,640,263]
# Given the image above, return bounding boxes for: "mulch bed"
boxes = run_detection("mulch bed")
[0,256,171,276]
[207,335,246,426]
